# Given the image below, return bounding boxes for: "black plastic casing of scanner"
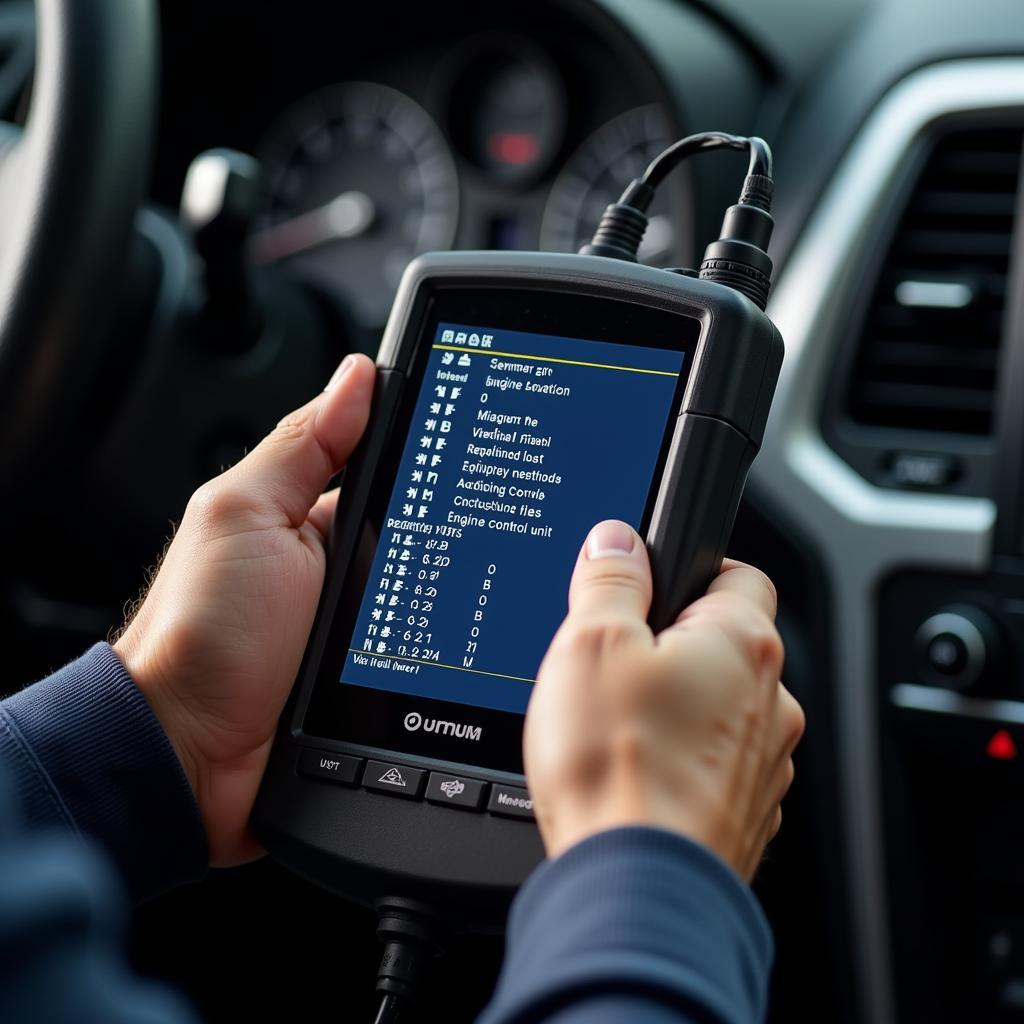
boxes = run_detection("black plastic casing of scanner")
[251,251,784,930]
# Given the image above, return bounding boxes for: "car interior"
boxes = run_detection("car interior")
[2,0,1024,1021]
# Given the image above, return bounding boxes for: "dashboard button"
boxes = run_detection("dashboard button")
[887,451,960,489]
[488,783,534,820]
[915,605,1003,692]
[298,749,362,786]
[925,632,969,676]
[363,760,425,799]
[425,772,487,811]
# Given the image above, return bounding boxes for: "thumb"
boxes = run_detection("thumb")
[222,353,375,528]
[567,520,652,625]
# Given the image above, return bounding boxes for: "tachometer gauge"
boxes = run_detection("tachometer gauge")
[540,106,686,266]
[250,82,459,326]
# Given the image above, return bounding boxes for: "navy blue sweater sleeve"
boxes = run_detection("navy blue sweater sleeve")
[0,643,207,902]
[479,828,773,1024]
[0,647,771,1024]
[0,734,200,1024]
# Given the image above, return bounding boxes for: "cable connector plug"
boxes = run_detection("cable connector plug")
[578,199,649,262]
[578,132,776,309]
[372,897,450,1024]
[698,169,775,310]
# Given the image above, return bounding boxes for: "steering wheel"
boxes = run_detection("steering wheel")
[0,0,156,491]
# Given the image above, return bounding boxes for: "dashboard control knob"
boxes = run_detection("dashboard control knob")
[182,148,264,261]
[914,604,1003,692]
[181,148,265,348]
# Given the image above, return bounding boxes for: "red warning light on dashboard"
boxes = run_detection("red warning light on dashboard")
[488,132,540,167]
[986,729,1018,761]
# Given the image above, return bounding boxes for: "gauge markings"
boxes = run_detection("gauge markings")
[253,81,459,327]
[541,105,681,265]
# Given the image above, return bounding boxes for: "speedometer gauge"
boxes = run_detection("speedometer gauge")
[540,106,685,266]
[250,82,459,326]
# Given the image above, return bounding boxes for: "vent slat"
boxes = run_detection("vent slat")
[899,230,1013,258]
[933,150,1021,176]
[846,126,1022,437]
[913,191,1018,217]
[860,382,995,412]
[871,308,1005,335]
[865,341,1001,372]
[883,269,1007,299]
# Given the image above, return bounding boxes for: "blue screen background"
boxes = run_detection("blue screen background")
[340,323,684,714]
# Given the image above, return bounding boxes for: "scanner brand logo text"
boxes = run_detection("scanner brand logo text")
[403,711,482,742]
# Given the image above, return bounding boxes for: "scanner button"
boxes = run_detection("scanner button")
[425,773,487,811]
[363,760,425,799]
[487,784,534,820]
[298,749,362,786]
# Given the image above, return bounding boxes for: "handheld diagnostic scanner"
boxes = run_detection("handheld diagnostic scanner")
[252,133,784,959]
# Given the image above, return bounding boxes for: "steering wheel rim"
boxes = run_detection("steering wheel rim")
[0,0,156,488]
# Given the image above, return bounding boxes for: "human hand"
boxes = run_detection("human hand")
[524,519,804,880]
[113,354,376,866]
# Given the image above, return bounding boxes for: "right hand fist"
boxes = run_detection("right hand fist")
[524,519,804,881]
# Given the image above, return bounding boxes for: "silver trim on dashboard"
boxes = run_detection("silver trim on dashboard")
[891,684,1024,726]
[751,60,1024,1024]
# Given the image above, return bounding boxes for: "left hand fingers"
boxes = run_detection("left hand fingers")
[216,353,375,530]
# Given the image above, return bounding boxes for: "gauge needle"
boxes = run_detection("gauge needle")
[249,190,376,263]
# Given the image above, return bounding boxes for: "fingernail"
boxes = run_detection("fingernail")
[586,520,636,560]
[324,355,355,392]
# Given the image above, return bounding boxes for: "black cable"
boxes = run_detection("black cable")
[373,992,405,1024]
[368,897,450,1024]
[641,132,771,192]
[579,131,777,309]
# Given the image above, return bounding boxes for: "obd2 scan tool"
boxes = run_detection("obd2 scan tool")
[252,132,784,1021]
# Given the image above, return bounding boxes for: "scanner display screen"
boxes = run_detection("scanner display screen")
[338,322,685,715]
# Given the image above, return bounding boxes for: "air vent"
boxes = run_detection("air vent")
[846,126,1023,436]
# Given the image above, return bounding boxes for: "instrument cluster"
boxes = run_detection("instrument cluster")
[247,32,686,330]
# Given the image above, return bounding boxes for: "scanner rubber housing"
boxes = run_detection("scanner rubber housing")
[252,251,783,929]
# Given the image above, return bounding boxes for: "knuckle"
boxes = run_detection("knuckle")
[739,612,783,674]
[782,689,806,746]
[757,627,785,674]
[186,479,250,529]
[789,715,806,751]
[701,598,782,678]
[187,480,223,523]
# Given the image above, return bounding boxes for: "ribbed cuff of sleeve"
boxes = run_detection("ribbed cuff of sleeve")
[480,827,773,1024]
[0,643,207,902]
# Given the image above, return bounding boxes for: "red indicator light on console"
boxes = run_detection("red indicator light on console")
[986,729,1018,761]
